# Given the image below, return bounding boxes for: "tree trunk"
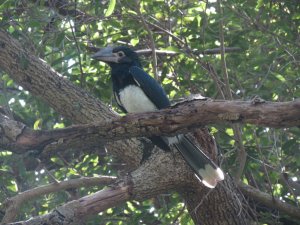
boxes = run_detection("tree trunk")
[183,177,250,225]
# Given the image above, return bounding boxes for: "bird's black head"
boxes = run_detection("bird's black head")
[91,46,141,67]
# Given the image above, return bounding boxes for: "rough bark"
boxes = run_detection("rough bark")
[0,29,255,225]
[183,177,250,225]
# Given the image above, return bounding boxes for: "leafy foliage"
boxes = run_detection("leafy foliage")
[0,0,299,224]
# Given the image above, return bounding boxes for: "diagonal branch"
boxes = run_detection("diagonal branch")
[0,30,114,124]
[239,182,300,220]
[5,178,300,225]
[5,184,131,225]
[2,176,117,224]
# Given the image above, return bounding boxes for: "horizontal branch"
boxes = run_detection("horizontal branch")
[88,47,242,56]
[1,99,299,154]
[135,47,242,55]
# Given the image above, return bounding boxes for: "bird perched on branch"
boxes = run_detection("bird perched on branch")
[92,46,224,188]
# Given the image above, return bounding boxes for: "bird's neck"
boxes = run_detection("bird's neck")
[110,63,139,90]
[111,63,131,76]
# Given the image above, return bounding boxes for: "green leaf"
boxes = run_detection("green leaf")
[104,0,116,17]
[33,119,42,130]
[256,0,264,9]
[7,180,18,192]
[274,73,286,82]
[50,157,65,166]
[130,38,139,46]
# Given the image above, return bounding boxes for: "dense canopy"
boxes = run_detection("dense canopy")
[0,0,299,225]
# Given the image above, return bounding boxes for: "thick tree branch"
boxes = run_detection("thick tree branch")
[239,182,300,220]
[5,184,131,225]
[1,99,299,154]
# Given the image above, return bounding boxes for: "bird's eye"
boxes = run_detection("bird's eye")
[118,51,124,57]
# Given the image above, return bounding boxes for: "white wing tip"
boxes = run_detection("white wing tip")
[201,179,218,188]
[216,167,225,181]
[196,165,225,188]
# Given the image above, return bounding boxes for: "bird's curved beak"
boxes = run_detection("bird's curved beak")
[91,46,118,63]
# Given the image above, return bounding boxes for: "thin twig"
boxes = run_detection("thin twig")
[135,0,158,80]
[171,204,186,225]
[253,130,274,199]
[218,0,247,181]
[68,19,85,87]
[135,47,242,56]
[146,20,185,45]
[218,1,232,99]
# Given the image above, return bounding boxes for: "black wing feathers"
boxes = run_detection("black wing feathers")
[129,66,170,109]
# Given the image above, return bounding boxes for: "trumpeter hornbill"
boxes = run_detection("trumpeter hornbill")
[92,46,224,188]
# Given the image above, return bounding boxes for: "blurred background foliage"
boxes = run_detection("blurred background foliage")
[0,0,299,224]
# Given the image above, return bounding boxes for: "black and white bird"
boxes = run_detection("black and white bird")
[92,46,224,188]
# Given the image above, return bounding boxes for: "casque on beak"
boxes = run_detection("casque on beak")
[91,46,119,63]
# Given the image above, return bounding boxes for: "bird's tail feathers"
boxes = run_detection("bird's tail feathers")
[174,136,224,188]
